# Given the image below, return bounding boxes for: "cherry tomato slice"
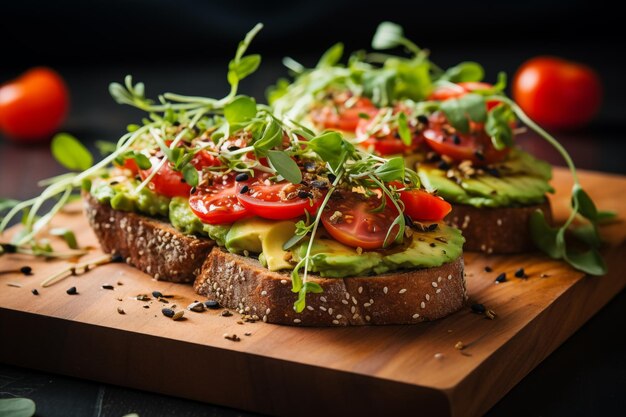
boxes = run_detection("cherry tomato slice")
[356,109,422,156]
[237,180,323,220]
[140,156,191,198]
[310,94,378,133]
[321,190,399,250]
[429,82,499,110]
[189,174,250,224]
[399,189,451,221]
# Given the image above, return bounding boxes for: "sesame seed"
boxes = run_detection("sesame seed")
[436,289,441,294]
[365,315,371,322]
[358,286,363,294]
[266,308,271,315]
[336,315,343,319]
[293,319,302,324]
[261,290,267,296]
[319,306,327,311]
[497,218,503,226]
[352,297,357,305]
[420,302,426,309]
[438,276,442,283]
[399,288,407,294]
[263,315,268,322]
[426,294,430,301]
[280,279,288,284]
[383,286,388,294]
[307,306,314,311]
[328,308,334,315]
[434,353,444,360]
[353,314,359,319]
[455,341,465,350]
[345,292,350,300]
[351,306,356,314]
[332,320,340,325]
[364,303,371,308]
[432,282,438,288]
[320,296,327,303]
[447,274,453,280]
[412,313,420,319]
[341,299,349,305]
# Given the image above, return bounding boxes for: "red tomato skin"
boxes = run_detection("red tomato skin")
[188,174,251,225]
[399,189,451,221]
[310,95,378,132]
[0,67,69,142]
[237,181,323,220]
[140,157,191,198]
[512,56,602,130]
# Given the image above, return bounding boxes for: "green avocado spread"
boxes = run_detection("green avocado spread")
[90,177,463,278]
[417,149,554,208]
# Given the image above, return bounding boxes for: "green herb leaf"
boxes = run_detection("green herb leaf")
[224,96,257,124]
[317,43,344,68]
[573,185,597,220]
[267,150,302,184]
[440,98,469,133]
[303,281,323,293]
[442,61,485,83]
[0,397,36,417]
[291,260,304,293]
[132,152,152,170]
[51,133,94,171]
[397,112,411,145]
[283,232,308,251]
[95,140,117,156]
[307,131,345,169]
[596,210,617,222]
[253,119,283,156]
[440,93,487,133]
[375,157,405,182]
[182,165,199,187]
[49,228,79,249]
[485,103,515,150]
[529,210,562,258]
[372,21,404,50]
[565,248,607,276]
[571,223,601,248]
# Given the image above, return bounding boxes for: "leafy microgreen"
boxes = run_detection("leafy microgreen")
[253,119,283,156]
[49,228,79,249]
[317,42,344,68]
[441,61,485,83]
[132,152,152,170]
[51,133,94,171]
[307,131,351,171]
[485,103,515,150]
[371,21,422,57]
[224,96,257,124]
[182,165,199,187]
[440,93,487,133]
[227,23,263,97]
[374,157,405,182]
[0,397,36,417]
[397,112,411,145]
[267,150,302,184]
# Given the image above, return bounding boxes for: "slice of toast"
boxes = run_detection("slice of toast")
[446,200,552,254]
[84,195,466,325]
[194,247,465,326]
[84,195,214,283]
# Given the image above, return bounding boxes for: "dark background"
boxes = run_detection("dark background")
[1,1,625,416]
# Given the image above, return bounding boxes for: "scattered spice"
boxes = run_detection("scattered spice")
[484,266,493,273]
[244,332,252,336]
[239,185,249,194]
[111,254,124,263]
[514,268,527,279]
[102,284,115,290]
[223,333,240,342]
[434,353,444,360]
[220,310,233,317]
[7,282,22,288]
[117,281,123,286]
[20,266,33,276]
[136,294,150,301]
[540,273,550,278]
[187,302,205,312]
[471,303,486,314]
[172,310,185,321]
[117,307,125,315]
[495,273,507,283]
[66,286,78,295]
[143,305,150,309]
[203,300,220,309]
[485,309,497,320]
[454,341,465,350]
[162,308,175,318]
[158,298,169,303]
[31,289,39,296]
[235,172,250,182]
[152,290,163,298]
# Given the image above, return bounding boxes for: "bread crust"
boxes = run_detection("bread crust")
[194,247,466,326]
[446,200,552,254]
[84,195,214,283]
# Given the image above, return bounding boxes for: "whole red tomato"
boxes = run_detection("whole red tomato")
[0,67,69,143]
[512,57,602,130]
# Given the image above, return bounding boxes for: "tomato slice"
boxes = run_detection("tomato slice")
[310,93,378,133]
[189,173,250,224]
[429,82,499,110]
[237,180,323,220]
[321,190,399,250]
[356,109,422,156]
[399,189,451,221]
[422,113,509,164]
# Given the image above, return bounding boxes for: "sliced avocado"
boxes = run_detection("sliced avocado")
[225,217,296,271]
[91,178,170,217]
[169,197,206,235]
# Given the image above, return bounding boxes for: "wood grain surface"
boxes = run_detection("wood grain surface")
[0,167,624,417]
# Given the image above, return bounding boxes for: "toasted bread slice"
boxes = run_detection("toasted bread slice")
[194,247,465,326]
[446,200,552,254]
[84,195,214,283]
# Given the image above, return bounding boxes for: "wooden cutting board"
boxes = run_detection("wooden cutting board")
[1,167,625,417]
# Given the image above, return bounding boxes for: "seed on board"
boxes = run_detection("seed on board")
[434,353,444,360]
[454,341,465,350]
[111,254,124,263]
[221,310,233,317]
[117,307,125,315]
[31,289,39,296]
[495,273,507,283]
[172,310,185,321]
[143,305,150,309]
[152,290,163,298]
[223,333,241,342]
[188,302,205,312]
[102,284,115,290]
[204,300,221,309]
[540,273,550,278]
[66,286,78,295]
[471,303,486,314]
[20,266,33,276]
[136,294,150,301]
[161,308,175,318]
[244,332,252,336]
[485,309,497,320]
[484,266,493,273]
[514,268,527,279]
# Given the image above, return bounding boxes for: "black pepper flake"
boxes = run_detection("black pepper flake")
[429,242,436,248]
[403,214,414,229]
[471,303,486,314]
[303,161,317,172]
[204,300,221,309]
[235,173,249,182]
[20,266,33,276]
[298,190,313,199]
[437,161,450,170]
[474,151,485,161]
[110,181,119,186]
[485,167,500,177]
[111,254,124,263]
[453,135,461,145]
[220,310,233,317]
[311,180,328,189]
[484,266,493,273]
[495,273,507,283]
[161,308,175,318]
[180,178,186,183]
[152,290,163,298]
[66,286,78,295]
[102,285,115,290]
[417,115,429,125]
[190,187,197,194]
[227,145,240,151]
[240,185,249,194]
[31,289,39,296]
[515,268,527,279]
[428,223,439,231]
[327,173,337,183]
